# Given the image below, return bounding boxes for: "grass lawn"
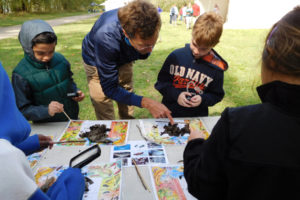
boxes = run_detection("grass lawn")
[0,12,268,120]
[0,11,89,27]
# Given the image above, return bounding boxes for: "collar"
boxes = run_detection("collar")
[25,53,50,70]
[257,81,300,115]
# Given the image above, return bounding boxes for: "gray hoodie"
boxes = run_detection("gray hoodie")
[18,19,54,59]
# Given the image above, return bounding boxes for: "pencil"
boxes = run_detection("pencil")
[62,111,72,122]
[132,159,151,192]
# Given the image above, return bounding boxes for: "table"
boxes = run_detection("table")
[30,116,220,200]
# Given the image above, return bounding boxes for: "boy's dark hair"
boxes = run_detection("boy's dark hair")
[31,32,57,47]
[262,6,300,76]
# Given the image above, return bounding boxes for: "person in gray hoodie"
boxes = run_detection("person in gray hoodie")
[12,20,85,123]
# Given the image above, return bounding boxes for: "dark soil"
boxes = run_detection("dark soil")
[160,123,190,136]
[79,124,111,143]
[84,177,94,191]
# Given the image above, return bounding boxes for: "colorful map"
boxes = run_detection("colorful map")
[150,165,196,200]
[139,119,209,145]
[57,120,130,146]
[34,162,122,200]
[27,151,44,169]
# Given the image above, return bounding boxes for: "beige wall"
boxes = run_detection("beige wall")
[198,0,229,21]
[226,0,299,29]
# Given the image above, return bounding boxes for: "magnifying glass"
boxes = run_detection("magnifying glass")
[69,145,101,168]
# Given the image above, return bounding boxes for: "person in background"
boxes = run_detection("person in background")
[213,4,220,15]
[182,4,187,24]
[184,6,300,200]
[82,0,173,124]
[179,6,183,21]
[12,20,84,123]
[192,0,200,24]
[0,62,85,200]
[170,4,179,26]
[155,12,227,118]
[186,3,193,29]
[157,5,163,42]
[157,5,162,14]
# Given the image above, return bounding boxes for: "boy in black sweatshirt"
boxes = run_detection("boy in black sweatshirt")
[155,12,228,117]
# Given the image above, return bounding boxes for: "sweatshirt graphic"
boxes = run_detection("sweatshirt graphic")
[155,44,228,117]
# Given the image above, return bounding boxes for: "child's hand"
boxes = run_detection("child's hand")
[48,101,64,116]
[188,95,202,107]
[177,92,193,107]
[188,129,206,141]
[38,134,53,151]
[72,90,85,102]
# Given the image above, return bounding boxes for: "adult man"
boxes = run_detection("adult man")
[82,0,173,123]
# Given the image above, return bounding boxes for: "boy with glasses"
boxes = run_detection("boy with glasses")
[155,12,228,117]
[82,0,173,123]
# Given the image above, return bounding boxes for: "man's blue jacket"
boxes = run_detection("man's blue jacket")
[82,9,150,107]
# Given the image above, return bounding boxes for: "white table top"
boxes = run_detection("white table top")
[30,116,220,200]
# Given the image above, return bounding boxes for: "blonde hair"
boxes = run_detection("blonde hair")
[118,0,161,39]
[262,6,300,76]
[192,12,224,47]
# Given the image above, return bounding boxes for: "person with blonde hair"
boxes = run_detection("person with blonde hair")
[82,0,173,124]
[184,6,300,200]
[155,12,228,117]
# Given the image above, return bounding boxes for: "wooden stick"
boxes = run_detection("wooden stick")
[136,124,149,141]
[132,159,151,192]
[62,111,72,122]
[52,140,86,144]
[155,120,186,124]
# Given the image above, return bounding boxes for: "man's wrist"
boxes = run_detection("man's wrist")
[141,97,150,109]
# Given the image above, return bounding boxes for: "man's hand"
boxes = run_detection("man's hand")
[141,97,174,125]
[48,101,64,116]
[72,90,85,102]
[38,134,53,151]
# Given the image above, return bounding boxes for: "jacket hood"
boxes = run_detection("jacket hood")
[18,19,55,59]
[0,62,31,144]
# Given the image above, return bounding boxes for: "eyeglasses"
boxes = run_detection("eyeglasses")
[129,38,155,51]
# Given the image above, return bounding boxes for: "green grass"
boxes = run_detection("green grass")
[0,11,88,27]
[0,12,268,120]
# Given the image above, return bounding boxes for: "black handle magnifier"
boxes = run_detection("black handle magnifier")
[69,144,101,168]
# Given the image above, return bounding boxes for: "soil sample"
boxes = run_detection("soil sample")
[79,124,111,143]
[84,177,94,191]
[160,123,190,136]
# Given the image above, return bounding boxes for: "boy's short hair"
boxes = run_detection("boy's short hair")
[118,0,161,39]
[31,32,57,47]
[192,12,224,47]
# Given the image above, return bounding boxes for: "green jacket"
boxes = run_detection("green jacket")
[13,53,79,122]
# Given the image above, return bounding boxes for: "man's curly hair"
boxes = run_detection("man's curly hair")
[118,0,161,39]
